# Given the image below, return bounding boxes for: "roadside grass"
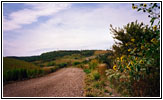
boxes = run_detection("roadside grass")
[83,60,106,97]
[83,61,121,97]
[84,71,107,97]
[84,71,121,97]
[3,57,44,83]
[3,53,87,83]
[3,50,110,88]
[3,58,68,83]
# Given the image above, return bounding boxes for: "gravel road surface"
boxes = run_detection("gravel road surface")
[3,68,85,97]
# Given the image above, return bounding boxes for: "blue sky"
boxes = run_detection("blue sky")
[3,3,151,56]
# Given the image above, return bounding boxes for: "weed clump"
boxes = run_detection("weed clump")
[93,72,100,80]
[84,69,91,74]
[73,62,80,66]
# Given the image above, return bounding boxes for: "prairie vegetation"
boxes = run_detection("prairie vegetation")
[3,50,104,84]
[83,3,160,97]
[104,3,160,97]
[3,3,160,97]
[3,58,44,83]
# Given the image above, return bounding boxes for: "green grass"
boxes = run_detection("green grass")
[3,50,110,85]
[93,72,100,80]
[84,69,91,74]
[73,61,81,65]
[3,57,39,71]
[47,62,56,66]
[3,57,44,82]
[84,67,108,97]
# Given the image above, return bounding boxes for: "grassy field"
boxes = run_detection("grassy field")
[3,50,109,84]
[3,58,71,83]
[4,48,159,97]
[3,57,43,82]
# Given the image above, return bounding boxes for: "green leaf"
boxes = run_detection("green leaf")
[142,39,145,44]
[136,65,138,72]
[150,17,156,25]
[147,60,151,65]
[129,71,133,76]
[140,4,143,6]
[136,65,140,72]
[152,3,157,8]
[137,8,141,11]
[158,21,160,25]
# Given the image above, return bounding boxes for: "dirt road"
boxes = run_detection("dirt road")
[3,68,85,97]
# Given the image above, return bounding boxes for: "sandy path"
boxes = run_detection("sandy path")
[3,68,85,97]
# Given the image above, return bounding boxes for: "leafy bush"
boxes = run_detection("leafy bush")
[107,3,160,97]
[50,67,58,72]
[58,63,67,68]
[47,62,56,66]
[50,68,55,72]
[93,82,100,88]
[89,59,98,70]
[84,69,91,74]
[97,51,114,68]
[85,92,97,97]
[82,60,89,64]
[93,72,100,80]
[73,62,80,65]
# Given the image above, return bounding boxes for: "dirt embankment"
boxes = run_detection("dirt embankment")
[3,68,85,97]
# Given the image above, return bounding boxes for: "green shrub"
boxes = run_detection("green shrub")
[93,82,100,88]
[104,89,109,93]
[93,72,100,80]
[73,62,80,65]
[97,52,114,68]
[89,59,98,70]
[78,64,84,68]
[84,69,91,74]
[50,67,57,72]
[58,63,67,68]
[74,57,78,59]
[82,60,89,64]
[47,62,56,66]
[109,3,160,96]
[85,92,97,97]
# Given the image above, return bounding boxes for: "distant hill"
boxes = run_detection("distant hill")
[8,50,96,62]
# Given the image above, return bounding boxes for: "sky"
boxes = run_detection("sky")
[3,3,151,57]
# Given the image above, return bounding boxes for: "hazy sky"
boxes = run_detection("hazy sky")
[3,3,150,56]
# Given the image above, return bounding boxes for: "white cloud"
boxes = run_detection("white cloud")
[3,3,151,56]
[3,3,70,31]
